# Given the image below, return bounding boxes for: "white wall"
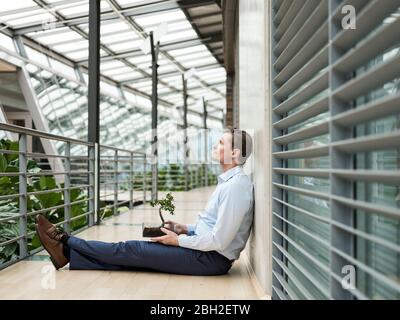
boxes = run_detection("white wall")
[238,0,272,296]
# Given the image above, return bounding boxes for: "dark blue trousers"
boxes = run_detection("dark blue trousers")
[67,236,233,276]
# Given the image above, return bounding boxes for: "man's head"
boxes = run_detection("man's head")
[211,128,253,166]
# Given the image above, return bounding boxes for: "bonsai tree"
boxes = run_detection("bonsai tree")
[142,192,175,237]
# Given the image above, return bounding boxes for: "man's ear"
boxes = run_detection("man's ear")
[232,148,241,160]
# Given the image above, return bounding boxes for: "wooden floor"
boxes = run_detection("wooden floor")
[0,187,260,300]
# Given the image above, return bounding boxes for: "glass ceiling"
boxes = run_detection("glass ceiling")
[0,0,226,158]
[0,0,226,114]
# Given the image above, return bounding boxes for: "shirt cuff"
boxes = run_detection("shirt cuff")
[186,224,196,236]
[178,234,191,248]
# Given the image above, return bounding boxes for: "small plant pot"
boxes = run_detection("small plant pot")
[142,222,165,237]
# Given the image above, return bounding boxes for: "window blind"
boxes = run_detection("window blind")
[271,0,400,300]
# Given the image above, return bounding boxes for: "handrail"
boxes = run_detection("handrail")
[0,123,151,270]
[0,123,215,270]
[0,122,94,146]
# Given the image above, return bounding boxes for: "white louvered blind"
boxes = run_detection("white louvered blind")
[271,0,400,300]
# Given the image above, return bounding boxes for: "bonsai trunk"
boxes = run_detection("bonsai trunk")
[159,208,165,226]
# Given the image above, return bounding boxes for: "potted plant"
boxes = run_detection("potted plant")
[142,192,175,237]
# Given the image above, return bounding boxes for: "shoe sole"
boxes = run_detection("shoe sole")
[35,224,61,270]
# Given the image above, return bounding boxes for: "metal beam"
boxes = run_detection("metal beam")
[202,97,208,186]
[31,0,210,117]
[104,0,225,102]
[1,0,225,125]
[182,0,224,67]
[141,81,226,95]
[78,34,223,64]
[13,0,218,35]
[88,0,101,226]
[33,0,200,106]
[182,74,189,191]
[0,0,83,17]
[222,0,238,74]
[1,28,224,125]
[150,32,159,202]
[13,1,181,35]
[120,63,223,84]
[47,19,222,49]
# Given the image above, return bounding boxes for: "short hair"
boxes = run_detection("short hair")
[224,127,253,165]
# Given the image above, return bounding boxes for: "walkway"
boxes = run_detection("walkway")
[0,187,262,300]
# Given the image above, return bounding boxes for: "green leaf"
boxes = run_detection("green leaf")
[35,191,62,209]
[70,203,87,230]
[5,140,19,162]
[0,154,7,172]
[39,176,57,190]
[2,242,18,258]
[30,233,42,249]
[27,160,41,173]
[0,176,11,187]
[70,188,84,202]
[0,204,19,214]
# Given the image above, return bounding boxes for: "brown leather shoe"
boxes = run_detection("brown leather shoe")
[35,214,68,242]
[35,216,68,270]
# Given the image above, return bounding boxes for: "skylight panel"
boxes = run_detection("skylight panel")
[101,21,130,34]
[34,29,83,45]
[107,39,142,52]
[48,58,76,80]
[174,51,211,63]
[58,3,89,17]
[64,50,88,60]
[0,1,36,12]
[53,40,88,53]
[115,0,153,8]
[135,10,186,28]
[160,29,197,43]
[158,64,177,74]
[25,46,50,67]
[1,9,55,29]
[102,66,134,77]
[111,70,142,82]
[101,31,140,44]
[181,56,217,69]
[0,33,16,52]
[168,44,209,57]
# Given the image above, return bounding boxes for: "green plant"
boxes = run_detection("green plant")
[150,192,175,225]
[0,138,89,264]
[0,207,19,264]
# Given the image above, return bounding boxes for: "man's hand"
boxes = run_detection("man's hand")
[164,220,188,235]
[151,228,179,246]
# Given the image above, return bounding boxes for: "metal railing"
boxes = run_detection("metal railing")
[0,123,217,270]
[156,163,217,192]
[98,145,149,221]
[0,123,149,270]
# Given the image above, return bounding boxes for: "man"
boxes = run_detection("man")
[35,128,254,276]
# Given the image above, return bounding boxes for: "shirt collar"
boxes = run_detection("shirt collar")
[217,165,243,184]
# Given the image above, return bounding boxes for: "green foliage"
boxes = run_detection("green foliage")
[150,192,175,225]
[0,203,20,264]
[0,221,19,264]
[0,139,89,264]
[150,192,175,215]
[132,163,217,192]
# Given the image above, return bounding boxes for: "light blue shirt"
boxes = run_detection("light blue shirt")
[178,165,254,261]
